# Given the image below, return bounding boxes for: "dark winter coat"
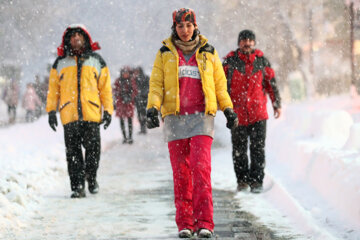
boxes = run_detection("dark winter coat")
[135,73,149,106]
[223,49,281,126]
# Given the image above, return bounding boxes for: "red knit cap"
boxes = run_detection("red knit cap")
[172,8,197,26]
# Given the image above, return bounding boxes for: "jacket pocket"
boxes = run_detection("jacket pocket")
[60,101,70,111]
[88,100,100,108]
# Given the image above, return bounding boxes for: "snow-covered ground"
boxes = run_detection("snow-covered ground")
[0,94,360,239]
[213,94,360,240]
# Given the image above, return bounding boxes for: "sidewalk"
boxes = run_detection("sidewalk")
[97,136,290,240]
[2,125,296,240]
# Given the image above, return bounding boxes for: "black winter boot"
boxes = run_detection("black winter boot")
[237,181,249,191]
[71,188,86,198]
[250,182,263,193]
[88,181,99,194]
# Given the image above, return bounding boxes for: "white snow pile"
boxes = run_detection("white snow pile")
[0,117,66,232]
[266,94,360,238]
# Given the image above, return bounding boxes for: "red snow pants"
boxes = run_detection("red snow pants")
[168,135,214,232]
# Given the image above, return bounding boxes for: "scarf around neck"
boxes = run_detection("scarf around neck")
[173,35,200,55]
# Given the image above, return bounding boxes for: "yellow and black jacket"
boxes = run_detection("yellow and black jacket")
[147,35,233,118]
[46,25,113,125]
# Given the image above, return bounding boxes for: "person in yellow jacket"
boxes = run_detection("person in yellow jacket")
[46,24,113,198]
[146,8,238,238]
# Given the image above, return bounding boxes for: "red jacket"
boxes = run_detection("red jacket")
[113,77,137,118]
[223,49,281,126]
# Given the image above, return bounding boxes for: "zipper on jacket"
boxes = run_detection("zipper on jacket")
[174,46,180,115]
[76,56,83,121]
[203,53,207,71]
[197,51,208,115]
[245,71,250,125]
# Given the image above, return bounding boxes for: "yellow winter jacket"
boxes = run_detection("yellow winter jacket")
[46,52,114,125]
[147,35,233,117]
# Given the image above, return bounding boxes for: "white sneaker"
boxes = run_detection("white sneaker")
[178,229,193,238]
[198,228,213,238]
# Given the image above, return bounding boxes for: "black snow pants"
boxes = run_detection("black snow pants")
[120,117,133,141]
[64,121,101,191]
[135,97,147,133]
[231,120,266,185]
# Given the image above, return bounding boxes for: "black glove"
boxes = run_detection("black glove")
[146,107,160,129]
[101,111,112,130]
[224,108,238,129]
[48,111,58,132]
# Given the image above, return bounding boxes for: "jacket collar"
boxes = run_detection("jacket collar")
[162,34,208,55]
[236,48,264,63]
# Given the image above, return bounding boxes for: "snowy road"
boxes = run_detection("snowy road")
[1,95,360,239]
[6,129,177,240]
[0,118,301,240]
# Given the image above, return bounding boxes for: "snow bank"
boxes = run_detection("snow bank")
[267,95,360,234]
[0,116,65,233]
[0,113,122,235]
[344,123,360,150]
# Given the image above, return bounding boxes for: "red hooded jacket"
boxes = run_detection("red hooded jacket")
[57,24,100,57]
[223,49,281,126]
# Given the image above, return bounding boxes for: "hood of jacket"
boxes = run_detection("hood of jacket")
[57,23,100,57]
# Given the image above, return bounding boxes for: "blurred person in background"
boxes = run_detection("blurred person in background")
[113,66,137,144]
[223,29,281,193]
[46,24,113,198]
[2,80,19,124]
[133,66,149,134]
[33,75,43,118]
[40,75,49,108]
[146,8,238,238]
[22,82,42,122]
[33,74,48,118]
